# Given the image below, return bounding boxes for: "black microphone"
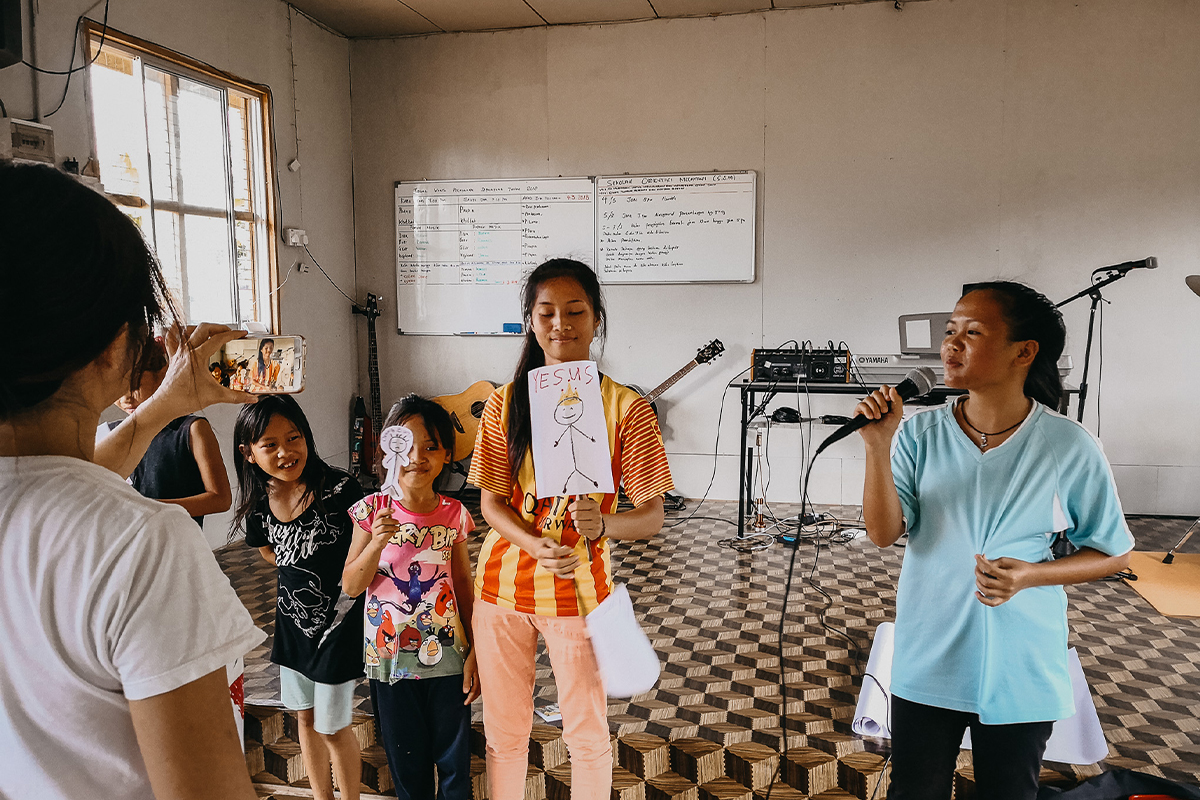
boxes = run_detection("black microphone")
[814,366,937,456]
[1095,257,1157,274]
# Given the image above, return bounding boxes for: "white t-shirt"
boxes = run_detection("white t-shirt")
[0,455,265,800]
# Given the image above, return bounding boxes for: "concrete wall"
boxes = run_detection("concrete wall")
[349,0,1200,516]
[1,0,359,546]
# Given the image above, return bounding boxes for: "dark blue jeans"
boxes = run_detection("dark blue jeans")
[887,694,1053,800]
[370,675,472,800]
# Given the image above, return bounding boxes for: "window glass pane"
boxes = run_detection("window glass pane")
[152,209,184,304]
[245,95,273,326]
[89,50,151,202]
[228,95,253,214]
[182,214,235,322]
[143,70,177,202]
[88,31,275,329]
[235,219,258,322]
[147,65,230,211]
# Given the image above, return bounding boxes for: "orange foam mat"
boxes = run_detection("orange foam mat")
[1124,552,1200,618]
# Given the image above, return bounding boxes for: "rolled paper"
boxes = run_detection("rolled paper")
[379,425,414,500]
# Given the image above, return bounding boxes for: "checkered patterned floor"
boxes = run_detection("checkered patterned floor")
[216,496,1200,795]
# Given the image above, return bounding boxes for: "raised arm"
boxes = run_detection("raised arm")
[96,325,255,478]
[343,507,397,597]
[856,385,906,548]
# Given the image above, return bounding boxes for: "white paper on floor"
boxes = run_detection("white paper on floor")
[851,623,1109,765]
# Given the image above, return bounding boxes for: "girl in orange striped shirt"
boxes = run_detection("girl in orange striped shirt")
[468,259,674,800]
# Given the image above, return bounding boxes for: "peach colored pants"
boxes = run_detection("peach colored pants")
[473,601,611,800]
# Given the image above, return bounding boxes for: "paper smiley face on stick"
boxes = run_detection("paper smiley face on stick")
[379,425,415,500]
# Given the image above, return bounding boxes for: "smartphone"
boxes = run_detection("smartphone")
[208,334,305,395]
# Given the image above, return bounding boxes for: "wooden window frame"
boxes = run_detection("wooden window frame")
[83,21,280,332]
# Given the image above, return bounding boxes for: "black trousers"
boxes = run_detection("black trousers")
[887,695,1054,800]
[370,675,472,800]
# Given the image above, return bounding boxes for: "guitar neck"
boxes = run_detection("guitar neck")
[367,318,382,430]
[643,360,699,405]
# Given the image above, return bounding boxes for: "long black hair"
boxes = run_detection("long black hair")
[506,259,606,481]
[964,281,1066,409]
[257,338,275,378]
[0,163,176,418]
[230,394,334,536]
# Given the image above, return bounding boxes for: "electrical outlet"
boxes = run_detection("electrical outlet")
[284,228,308,247]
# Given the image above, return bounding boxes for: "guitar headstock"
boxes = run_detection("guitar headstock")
[352,293,381,320]
[696,339,725,365]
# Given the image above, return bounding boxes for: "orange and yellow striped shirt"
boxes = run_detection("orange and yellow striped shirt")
[468,376,674,616]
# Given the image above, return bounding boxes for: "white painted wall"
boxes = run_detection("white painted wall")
[1,0,359,547]
[349,0,1200,516]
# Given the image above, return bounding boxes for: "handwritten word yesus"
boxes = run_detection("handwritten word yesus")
[531,363,597,393]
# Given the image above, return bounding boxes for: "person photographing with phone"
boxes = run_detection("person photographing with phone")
[856,281,1133,800]
[0,162,264,800]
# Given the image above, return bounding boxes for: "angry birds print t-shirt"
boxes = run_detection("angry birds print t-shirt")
[348,493,474,682]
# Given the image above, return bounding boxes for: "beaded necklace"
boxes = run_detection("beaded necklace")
[960,402,1025,451]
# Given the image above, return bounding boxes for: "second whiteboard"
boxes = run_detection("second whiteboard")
[595,172,756,284]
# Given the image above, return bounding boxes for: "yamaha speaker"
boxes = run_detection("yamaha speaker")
[0,0,22,70]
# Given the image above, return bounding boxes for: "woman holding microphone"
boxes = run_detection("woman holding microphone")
[856,282,1132,800]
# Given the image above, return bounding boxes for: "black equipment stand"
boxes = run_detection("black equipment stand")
[732,380,963,543]
[732,379,1078,543]
[1055,268,1137,423]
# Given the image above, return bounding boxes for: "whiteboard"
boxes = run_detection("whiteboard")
[595,172,756,284]
[395,178,596,334]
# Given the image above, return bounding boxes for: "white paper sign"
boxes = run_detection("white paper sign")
[529,360,615,499]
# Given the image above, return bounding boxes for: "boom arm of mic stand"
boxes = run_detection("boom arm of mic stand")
[1055,269,1131,309]
[1056,270,1130,423]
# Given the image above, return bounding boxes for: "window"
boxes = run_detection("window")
[85,23,278,329]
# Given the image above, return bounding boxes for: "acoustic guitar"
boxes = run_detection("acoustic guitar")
[433,380,497,462]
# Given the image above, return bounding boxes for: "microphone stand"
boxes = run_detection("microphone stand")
[1055,268,1134,424]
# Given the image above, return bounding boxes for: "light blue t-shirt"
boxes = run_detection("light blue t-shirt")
[889,398,1133,725]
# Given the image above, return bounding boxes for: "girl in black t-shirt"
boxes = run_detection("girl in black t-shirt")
[232,395,364,800]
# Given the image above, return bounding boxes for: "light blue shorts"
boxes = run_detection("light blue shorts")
[278,666,356,735]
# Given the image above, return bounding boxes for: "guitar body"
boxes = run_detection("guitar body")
[433,380,497,462]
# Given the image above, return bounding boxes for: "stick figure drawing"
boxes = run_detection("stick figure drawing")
[552,383,598,493]
[528,360,615,499]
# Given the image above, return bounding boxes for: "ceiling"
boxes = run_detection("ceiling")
[288,0,904,39]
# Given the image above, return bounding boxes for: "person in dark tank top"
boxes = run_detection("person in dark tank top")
[102,344,233,527]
